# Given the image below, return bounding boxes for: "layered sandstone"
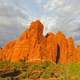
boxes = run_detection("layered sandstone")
[0,48,2,60]
[0,20,80,64]
[74,44,80,63]
[56,32,68,64]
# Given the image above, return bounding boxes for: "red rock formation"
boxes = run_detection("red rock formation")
[11,32,29,62]
[0,48,2,60]
[2,40,16,61]
[39,32,57,62]
[0,20,80,64]
[56,32,68,64]
[46,32,57,62]
[74,44,80,63]
[67,37,74,63]
[27,20,44,63]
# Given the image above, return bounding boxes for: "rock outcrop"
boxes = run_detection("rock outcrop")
[56,32,68,64]
[0,20,80,64]
[0,48,2,60]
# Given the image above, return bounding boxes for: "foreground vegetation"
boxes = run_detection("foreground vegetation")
[0,60,80,80]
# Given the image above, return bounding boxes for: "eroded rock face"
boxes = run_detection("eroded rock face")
[74,44,80,63]
[11,32,29,62]
[0,20,80,64]
[67,37,74,63]
[56,32,68,64]
[2,40,16,61]
[27,20,44,63]
[0,48,2,60]
[46,32,57,62]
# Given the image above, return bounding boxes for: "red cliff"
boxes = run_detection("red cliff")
[0,20,80,64]
[0,48,2,60]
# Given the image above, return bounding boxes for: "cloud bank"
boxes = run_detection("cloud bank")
[0,0,80,46]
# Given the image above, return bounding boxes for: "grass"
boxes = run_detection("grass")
[0,60,80,80]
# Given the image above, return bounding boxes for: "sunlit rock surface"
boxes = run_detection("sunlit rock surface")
[0,20,80,64]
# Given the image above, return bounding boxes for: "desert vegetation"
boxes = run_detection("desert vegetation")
[0,60,80,80]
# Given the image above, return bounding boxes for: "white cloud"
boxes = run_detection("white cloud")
[40,16,58,34]
[0,0,80,46]
[34,0,42,4]
[42,0,65,12]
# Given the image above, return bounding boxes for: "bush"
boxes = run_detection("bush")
[0,61,11,69]
[1,60,80,80]
[41,60,55,69]
[29,72,41,79]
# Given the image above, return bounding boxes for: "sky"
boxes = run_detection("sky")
[0,0,80,47]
